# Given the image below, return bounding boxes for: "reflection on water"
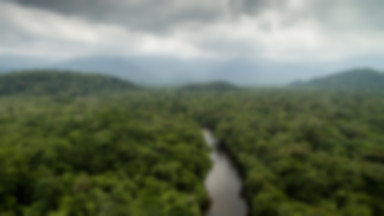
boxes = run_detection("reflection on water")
[202,129,247,216]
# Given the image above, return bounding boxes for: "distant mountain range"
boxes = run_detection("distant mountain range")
[1,54,384,86]
[52,56,347,86]
[0,70,137,97]
[0,68,384,97]
[291,68,384,91]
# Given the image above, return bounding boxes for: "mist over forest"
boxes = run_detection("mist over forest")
[1,54,384,86]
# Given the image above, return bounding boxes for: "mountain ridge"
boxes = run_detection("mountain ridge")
[0,69,138,97]
[291,68,384,91]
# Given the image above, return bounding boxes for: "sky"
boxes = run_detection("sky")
[1,0,384,62]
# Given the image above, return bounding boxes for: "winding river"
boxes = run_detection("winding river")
[202,129,248,216]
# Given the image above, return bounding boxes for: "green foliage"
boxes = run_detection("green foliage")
[180,81,239,92]
[0,70,138,97]
[1,70,384,216]
[0,95,209,215]
[189,91,384,216]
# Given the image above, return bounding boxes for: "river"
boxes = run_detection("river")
[202,128,247,216]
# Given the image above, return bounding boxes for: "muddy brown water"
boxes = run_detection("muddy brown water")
[202,129,247,216]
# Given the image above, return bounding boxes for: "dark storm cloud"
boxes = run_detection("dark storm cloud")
[6,0,384,33]
[12,0,214,31]
[3,0,384,60]
[15,0,384,32]
[11,0,276,32]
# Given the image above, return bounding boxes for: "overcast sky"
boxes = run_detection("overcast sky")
[1,0,384,61]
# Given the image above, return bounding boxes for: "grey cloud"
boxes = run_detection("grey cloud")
[3,0,384,61]
[228,0,269,15]
[11,0,272,32]
[7,0,384,33]
[306,0,384,29]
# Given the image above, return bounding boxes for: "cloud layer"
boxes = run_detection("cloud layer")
[2,0,384,61]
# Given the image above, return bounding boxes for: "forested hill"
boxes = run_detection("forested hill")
[0,70,138,97]
[291,68,384,92]
[180,81,239,92]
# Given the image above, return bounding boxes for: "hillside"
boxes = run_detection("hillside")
[0,70,138,97]
[292,68,384,91]
[180,81,239,92]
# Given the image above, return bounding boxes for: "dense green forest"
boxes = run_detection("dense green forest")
[0,70,384,216]
[184,91,384,216]
[180,81,239,92]
[0,93,210,215]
